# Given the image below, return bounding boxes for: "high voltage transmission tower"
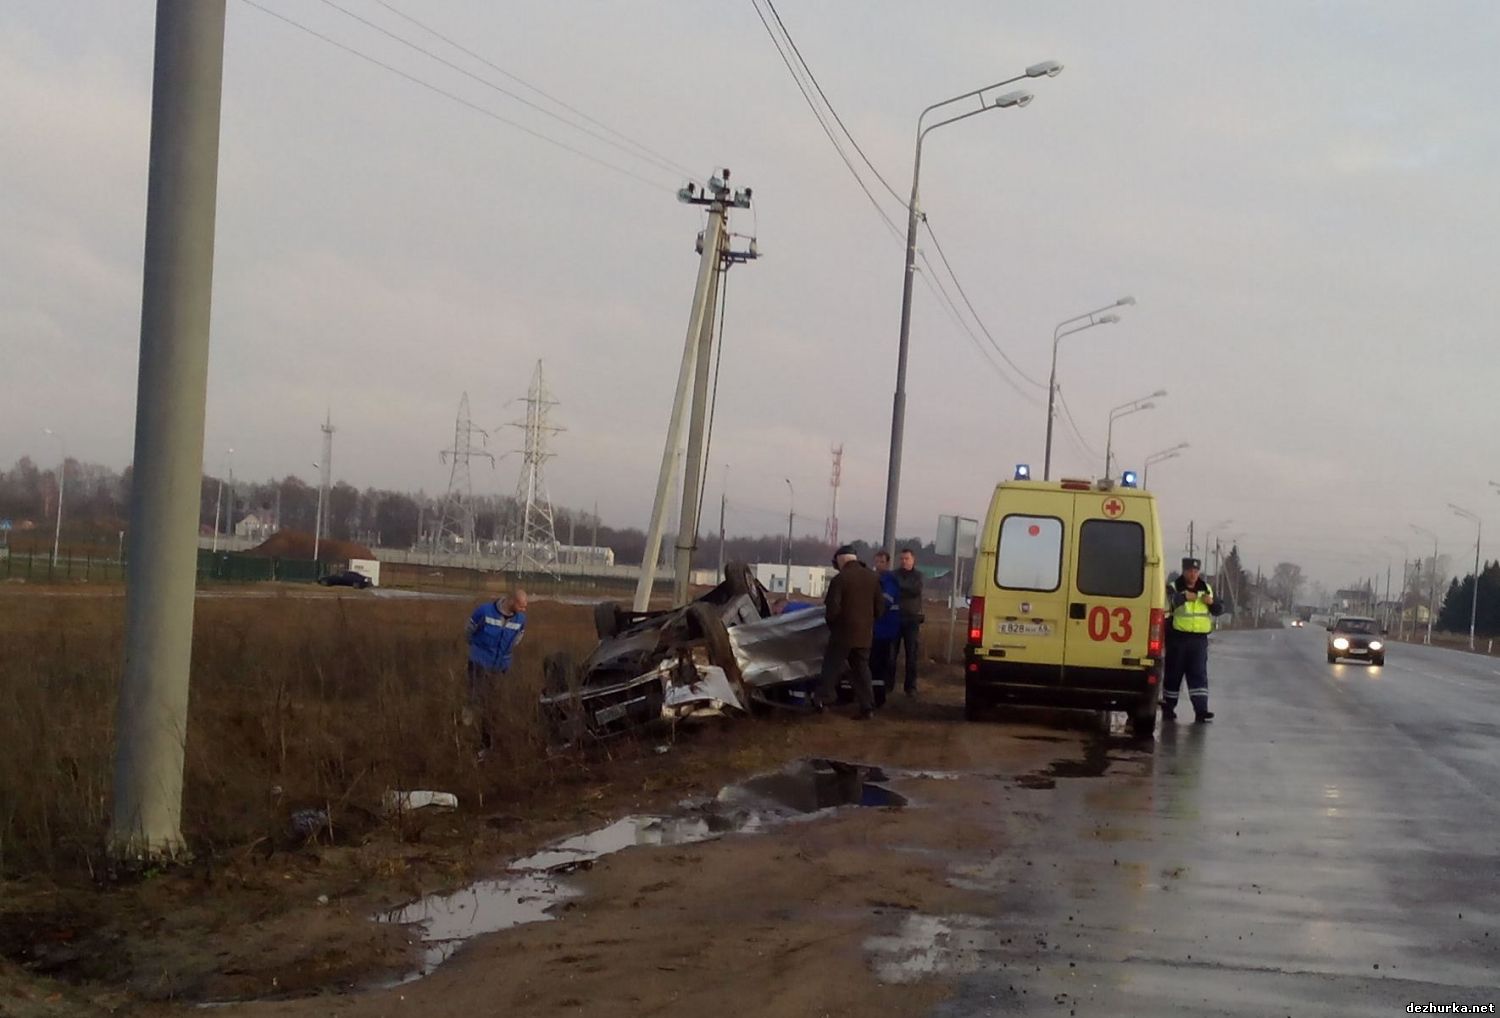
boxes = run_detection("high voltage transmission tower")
[503,361,563,578]
[436,392,493,564]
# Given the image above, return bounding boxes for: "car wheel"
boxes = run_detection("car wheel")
[542,650,578,695]
[722,561,755,597]
[686,602,739,678]
[1372,655,1385,666]
[593,601,621,640]
[1327,652,1338,664]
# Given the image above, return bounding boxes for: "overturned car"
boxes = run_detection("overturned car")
[540,564,834,742]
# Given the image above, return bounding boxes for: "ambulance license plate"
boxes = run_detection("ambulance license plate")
[998,621,1051,636]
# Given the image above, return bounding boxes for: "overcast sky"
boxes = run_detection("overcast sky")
[4,1,1499,586]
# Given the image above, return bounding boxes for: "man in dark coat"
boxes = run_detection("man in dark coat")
[818,545,884,719]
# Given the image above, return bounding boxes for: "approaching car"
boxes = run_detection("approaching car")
[1290,619,1306,628]
[1327,615,1385,665]
[318,569,372,589]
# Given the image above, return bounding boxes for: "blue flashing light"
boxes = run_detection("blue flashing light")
[1121,470,1139,488]
[1014,464,1031,480]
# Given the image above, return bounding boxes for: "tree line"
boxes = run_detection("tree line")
[0,457,937,568]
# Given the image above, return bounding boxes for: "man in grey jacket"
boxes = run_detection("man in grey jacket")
[894,548,925,697]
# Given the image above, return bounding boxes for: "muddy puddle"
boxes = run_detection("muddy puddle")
[378,758,906,984]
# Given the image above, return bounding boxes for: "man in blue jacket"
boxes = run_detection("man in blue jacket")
[465,589,528,752]
[871,551,902,708]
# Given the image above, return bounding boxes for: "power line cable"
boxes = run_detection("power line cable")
[238,0,672,192]
[922,217,1047,388]
[314,0,690,180]
[761,0,906,207]
[1056,387,1101,460]
[747,0,903,241]
[917,251,1045,408]
[373,0,698,179]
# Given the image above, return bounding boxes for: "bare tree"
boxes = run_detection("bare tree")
[1270,562,1305,609]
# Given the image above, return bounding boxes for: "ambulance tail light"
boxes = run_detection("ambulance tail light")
[1148,608,1166,658]
[1059,478,1092,491]
[968,596,985,645]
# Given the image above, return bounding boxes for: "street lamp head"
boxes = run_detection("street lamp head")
[1151,389,1168,398]
[1137,402,1156,411]
[1115,296,1136,307]
[994,89,1034,109]
[1097,313,1121,324]
[1025,60,1064,78]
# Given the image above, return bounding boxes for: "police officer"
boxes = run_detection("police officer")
[1163,558,1224,722]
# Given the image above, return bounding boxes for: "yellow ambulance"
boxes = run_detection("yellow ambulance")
[965,466,1167,738]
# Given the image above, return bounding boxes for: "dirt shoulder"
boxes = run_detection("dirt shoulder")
[2,660,1087,1018]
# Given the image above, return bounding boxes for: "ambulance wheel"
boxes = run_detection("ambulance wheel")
[963,680,986,721]
[1130,704,1157,740]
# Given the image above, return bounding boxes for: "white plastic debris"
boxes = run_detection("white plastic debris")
[383,790,459,815]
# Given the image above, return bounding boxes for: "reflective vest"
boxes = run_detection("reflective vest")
[1172,582,1215,635]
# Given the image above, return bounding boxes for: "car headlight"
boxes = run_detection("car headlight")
[1369,640,1383,651]
[1333,637,1350,650]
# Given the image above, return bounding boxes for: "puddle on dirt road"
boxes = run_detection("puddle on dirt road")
[1015,733,1152,790]
[378,758,905,985]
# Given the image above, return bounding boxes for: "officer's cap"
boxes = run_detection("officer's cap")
[1182,557,1202,571]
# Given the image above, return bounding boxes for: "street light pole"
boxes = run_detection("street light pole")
[882,60,1063,556]
[1104,389,1165,479]
[1410,524,1439,645]
[1044,298,1134,480]
[43,428,65,567]
[1142,442,1188,489]
[1450,504,1481,651]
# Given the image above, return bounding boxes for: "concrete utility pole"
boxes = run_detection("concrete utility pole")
[111,0,226,864]
[672,239,722,600]
[716,467,727,578]
[784,478,795,595]
[636,170,754,611]
[43,428,65,567]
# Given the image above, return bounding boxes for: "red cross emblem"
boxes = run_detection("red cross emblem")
[1102,497,1125,519]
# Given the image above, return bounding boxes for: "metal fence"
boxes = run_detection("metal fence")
[0,549,334,585]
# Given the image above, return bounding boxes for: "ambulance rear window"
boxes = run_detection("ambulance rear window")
[1077,520,1145,598]
[996,515,1063,592]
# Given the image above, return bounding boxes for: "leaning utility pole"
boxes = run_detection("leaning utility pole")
[111,0,226,864]
[635,169,755,610]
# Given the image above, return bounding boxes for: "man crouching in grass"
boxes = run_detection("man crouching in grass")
[465,589,528,757]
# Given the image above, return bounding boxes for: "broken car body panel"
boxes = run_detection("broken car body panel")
[540,565,830,740]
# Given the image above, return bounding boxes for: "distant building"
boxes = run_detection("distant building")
[753,562,836,598]
[234,513,274,542]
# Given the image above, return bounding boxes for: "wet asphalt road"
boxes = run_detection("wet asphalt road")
[883,628,1500,1016]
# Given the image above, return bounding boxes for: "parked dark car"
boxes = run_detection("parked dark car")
[318,569,372,589]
